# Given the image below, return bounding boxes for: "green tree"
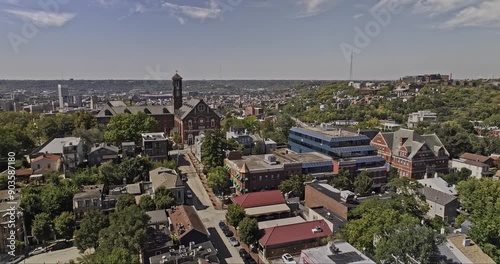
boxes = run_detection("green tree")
[87,247,139,264]
[0,174,8,190]
[75,210,109,252]
[207,166,229,194]
[251,141,265,155]
[374,224,440,264]
[440,168,472,185]
[353,171,373,196]
[456,178,500,262]
[116,194,137,211]
[98,205,150,253]
[104,112,158,145]
[32,213,53,242]
[139,195,156,211]
[154,187,176,210]
[73,110,98,130]
[329,169,353,191]
[54,212,76,240]
[238,217,259,245]
[278,174,312,199]
[201,129,230,170]
[226,203,245,227]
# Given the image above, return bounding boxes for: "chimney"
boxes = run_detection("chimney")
[463,237,471,247]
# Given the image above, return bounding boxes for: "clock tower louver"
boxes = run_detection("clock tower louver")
[172,71,183,111]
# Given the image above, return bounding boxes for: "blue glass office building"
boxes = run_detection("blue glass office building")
[288,127,377,158]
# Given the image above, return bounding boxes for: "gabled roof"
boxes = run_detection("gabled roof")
[232,190,285,208]
[31,153,61,163]
[89,143,119,154]
[259,220,332,247]
[96,105,174,117]
[460,153,491,163]
[149,167,183,190]
[167,206,208,239]
[378,129,449,158]
[177,99,201,120]
[419,186,457,206]
[16,168,33,176]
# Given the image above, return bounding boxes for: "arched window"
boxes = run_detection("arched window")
[211,119,215,127]
[188,134,194,145]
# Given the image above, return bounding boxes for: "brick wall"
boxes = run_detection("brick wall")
[304,185,348,221]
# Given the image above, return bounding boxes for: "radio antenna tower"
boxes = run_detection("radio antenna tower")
[349,52,354,81]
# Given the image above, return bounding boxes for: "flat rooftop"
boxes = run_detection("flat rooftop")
[447,234,495,264]
[258,216,306,230]
[227,154,297,172]
[310,207,346,233]
[294,126,359,138]
[301,240,375,264]
[277,151,332,163]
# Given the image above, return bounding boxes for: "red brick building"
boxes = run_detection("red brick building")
[370,129,449,179]
[171,73,220,145]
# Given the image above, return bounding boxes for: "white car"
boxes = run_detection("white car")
[186,190,193,199]
[29,247,46,256]
[282,253,296,264]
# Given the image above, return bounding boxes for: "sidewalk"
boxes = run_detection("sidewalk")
[185,152,224,210]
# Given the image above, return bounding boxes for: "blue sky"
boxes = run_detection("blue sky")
[0,0,499,80]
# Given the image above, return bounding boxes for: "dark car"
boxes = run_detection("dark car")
[239,248,251,259]
[244,258,257,264]
[218,220,227,229]
[222,227,234,237]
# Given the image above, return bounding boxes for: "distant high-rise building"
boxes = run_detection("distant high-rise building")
[58,84,70,109]
[90,95,98,110]
[73,95,82,107]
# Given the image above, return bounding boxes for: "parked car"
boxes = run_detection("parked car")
[218,220,227,229]
[47,240,70,251]
[223,228,234,237]
[186,190,193,199]
[282,253,296,264]
[28,247,47,256]
[239,248,251,259]
[244,257,257,264]
[228,237,240,247]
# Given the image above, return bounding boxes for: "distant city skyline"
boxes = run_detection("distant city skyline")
[1,0,499,80]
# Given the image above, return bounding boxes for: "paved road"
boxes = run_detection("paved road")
[22,247,93,264]
[177,151,243,264]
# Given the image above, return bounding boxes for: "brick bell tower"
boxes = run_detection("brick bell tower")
[172,71,183,110]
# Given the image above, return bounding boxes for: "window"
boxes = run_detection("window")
[47,164,51,169]
[211,119,215,127]
[259,176,262,181]
[37,164,40,169]
[188,120,192,129]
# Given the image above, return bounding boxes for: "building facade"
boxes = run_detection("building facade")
[371,129,449,179]
[407,110,437,128]
[142,133,169,160]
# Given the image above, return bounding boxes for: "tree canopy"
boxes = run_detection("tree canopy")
[104,112,158,145]
[226,203,245,227]
[238,217,259,245]
[207,166,230,194]
[54,212,76,240]
[75,210,109,252]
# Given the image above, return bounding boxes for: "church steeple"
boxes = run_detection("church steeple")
[172,71,183,110]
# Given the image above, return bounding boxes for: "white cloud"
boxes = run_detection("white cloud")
[296,0,330,17]
[439,1,500,29]
[5,9,75,27]
[353,13,364,19]
[412,0,480,16]
[162,0,222,23]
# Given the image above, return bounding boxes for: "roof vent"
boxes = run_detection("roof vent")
[312,226,323,233]
[264,154,277,165]
[463,237,472,247]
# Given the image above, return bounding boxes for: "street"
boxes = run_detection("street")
[177,150,243,264]
[22,247,92,264]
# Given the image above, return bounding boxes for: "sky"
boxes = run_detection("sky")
[0,0,499,80]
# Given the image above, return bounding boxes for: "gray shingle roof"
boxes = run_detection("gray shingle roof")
[419,186,457,206]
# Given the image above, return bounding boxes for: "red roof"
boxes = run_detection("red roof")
[32,154,61,163]
[232,190,285,208]
[259,220,332,247]
[16,169,33,176]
